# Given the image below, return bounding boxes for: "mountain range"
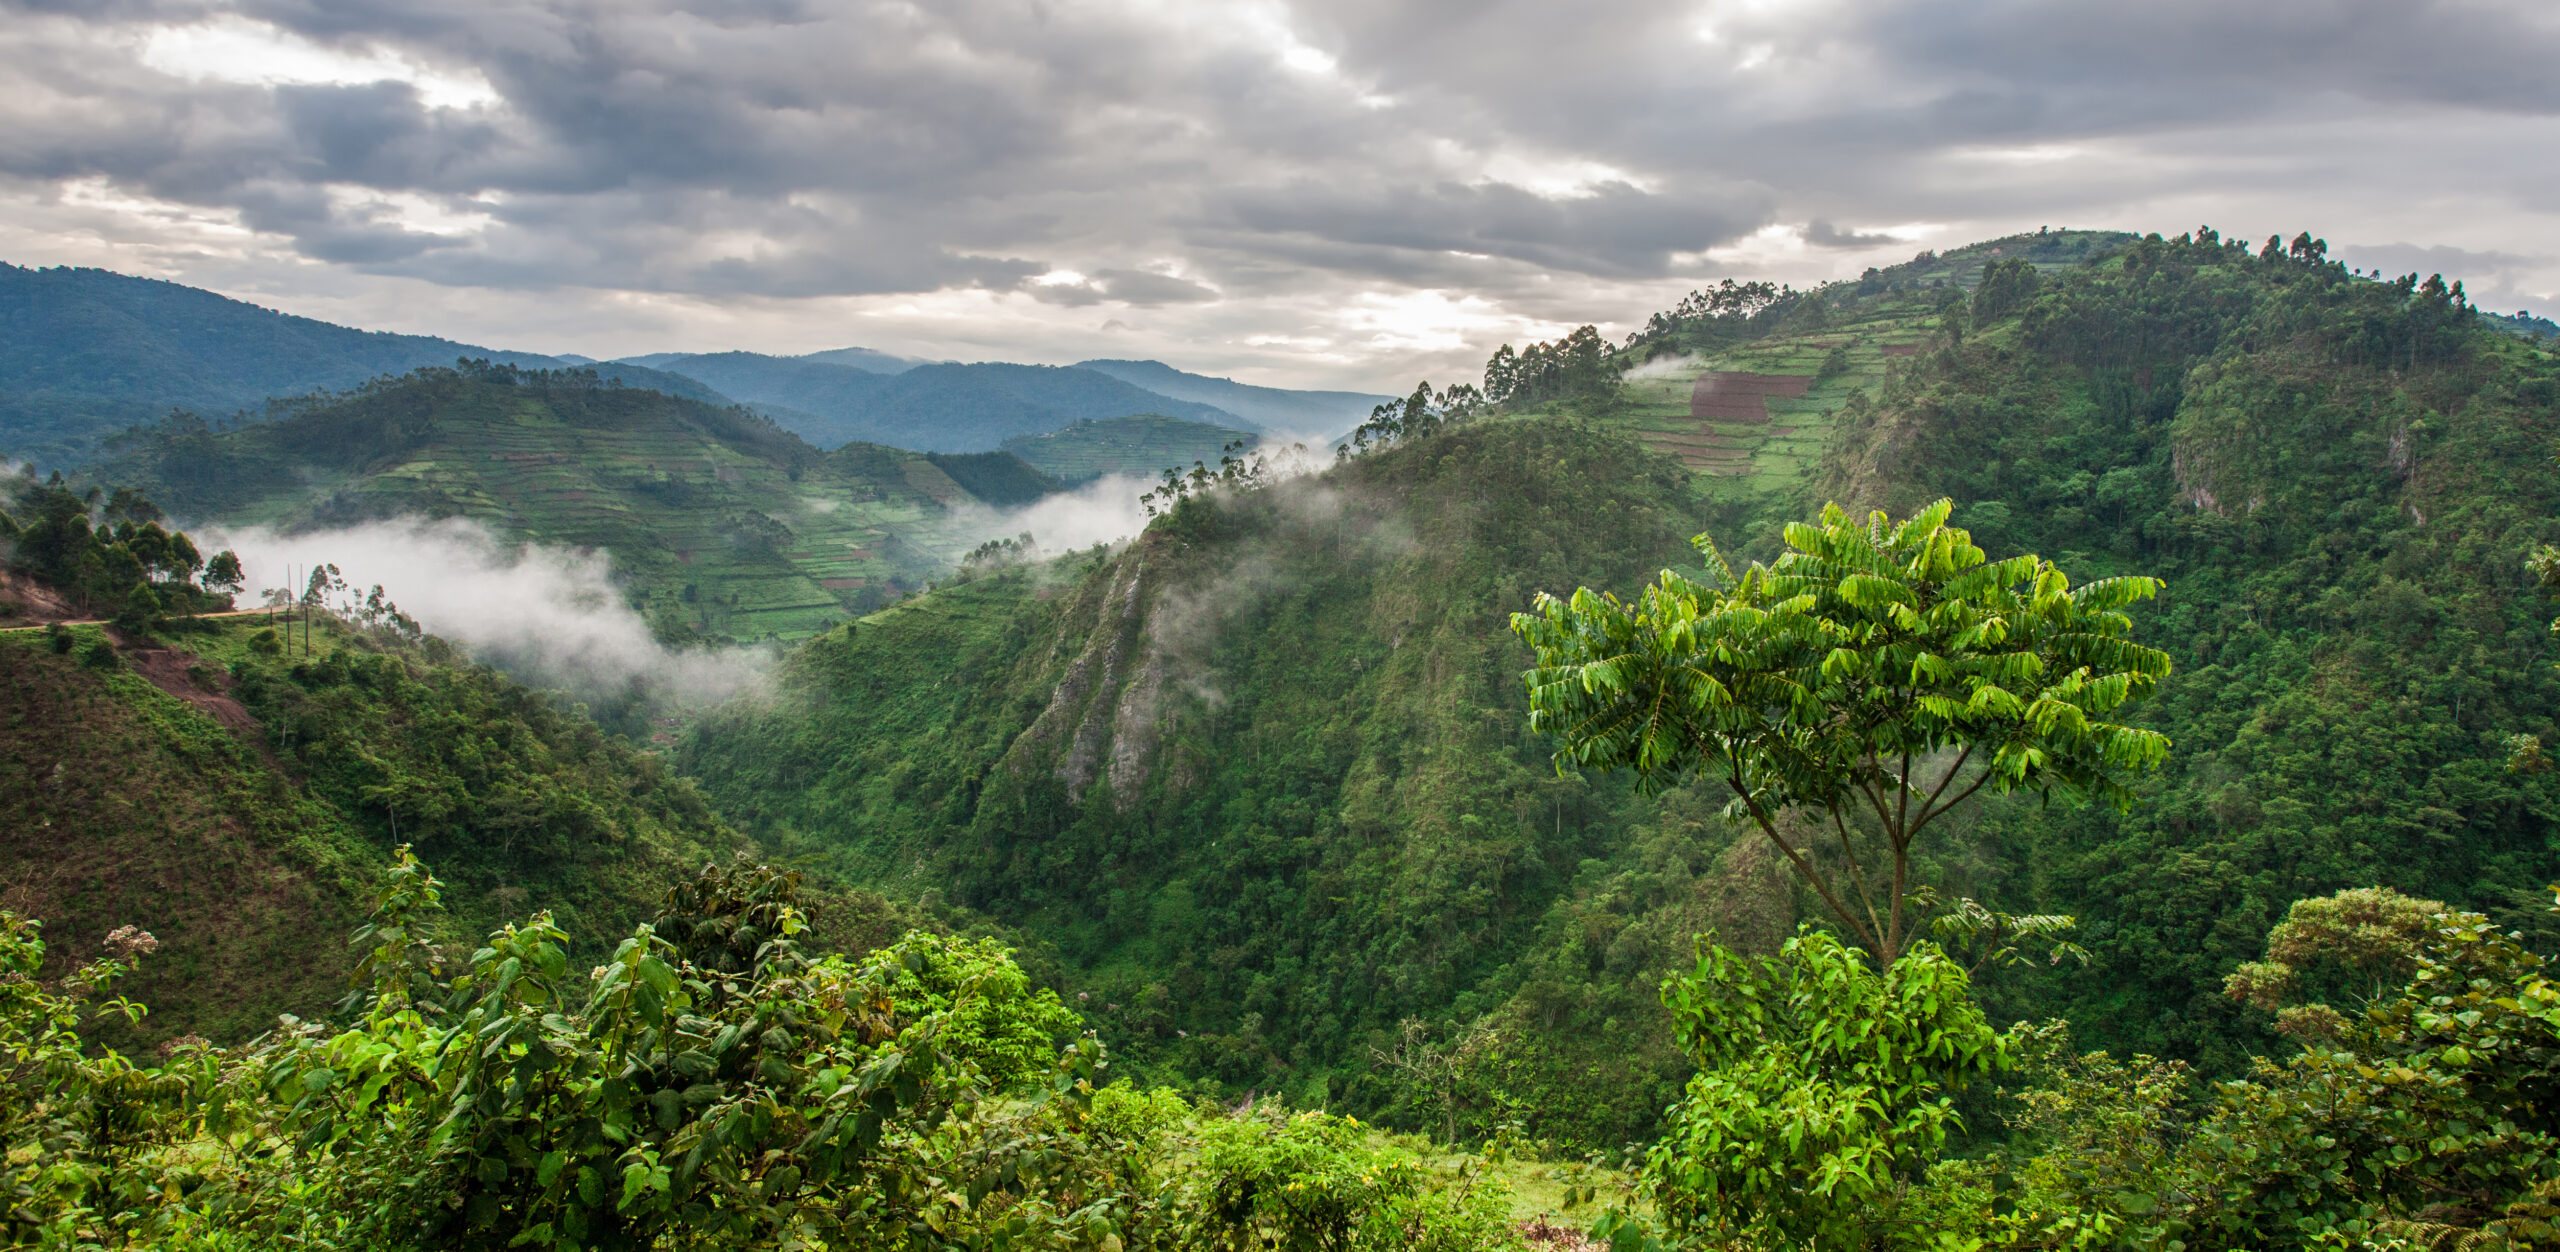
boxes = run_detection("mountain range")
[0,262,1391,465]
[619,352,1281,452]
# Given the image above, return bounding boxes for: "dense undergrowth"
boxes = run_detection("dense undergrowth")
[1,854,1546,1251]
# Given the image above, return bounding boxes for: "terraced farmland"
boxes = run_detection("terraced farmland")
[1610,299,1941,498]
[1592,229,2130,514]
[109,367,1000,641]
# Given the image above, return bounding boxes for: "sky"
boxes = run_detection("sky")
[2,0,2556,393]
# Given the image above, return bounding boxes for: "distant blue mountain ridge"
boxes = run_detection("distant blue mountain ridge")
[0,261,1393,465]
[624,351,1387,453]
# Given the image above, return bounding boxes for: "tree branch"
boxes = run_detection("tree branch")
[1730,762,1880,956]
[1828,806,1890,952]
[1917,743,1977,818]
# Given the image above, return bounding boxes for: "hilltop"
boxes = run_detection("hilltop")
[0,263,737,465]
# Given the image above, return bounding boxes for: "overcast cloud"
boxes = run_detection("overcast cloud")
[2,0,2554,391]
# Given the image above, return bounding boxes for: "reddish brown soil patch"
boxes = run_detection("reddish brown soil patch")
[820,577,869,590]
[1690,372,1812,423]
[119,640,265,745]
[1881,342,1923,356]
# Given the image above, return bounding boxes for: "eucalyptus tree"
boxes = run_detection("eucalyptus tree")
[1511,499,2172,964]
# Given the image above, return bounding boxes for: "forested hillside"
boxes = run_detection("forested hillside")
[1001,413,1261,484]
[0,264,601,465]
[684,419,1752,1141]
[1802,229,2560,1069]
[98,362,1024,639]
[682,226,2560,1145]
[0,470,943,1050]
[11,226,2560,1249]
[642,352,1253,451]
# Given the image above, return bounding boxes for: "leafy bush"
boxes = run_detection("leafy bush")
[0,852,1534,1251]
[1641,929,2012,1248]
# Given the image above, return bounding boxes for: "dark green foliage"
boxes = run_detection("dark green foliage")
[221,620,746,949]
[1971,257,2043,321]
[651,353,1251,452]
[0,854,1529,1250]
[0,623,376,1044]
[0,263,576,466]
[1002,414,1263,485]
[1816,226,2560,1072]
[1344,381,1489,455]
[0,604,915,1049]
[1618,279,1800,361]
[0,471,234,628]
[1483,326,1616,408]
[683,419,1713,1141]
[924,450,1059,505]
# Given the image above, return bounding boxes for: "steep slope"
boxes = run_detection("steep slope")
[0,613,802,1046]
[1075,359,1392,435]
[1795,230,2560,1070]
[1001,414,1260,485]
[682,421,1762,1141]
[648,353,1250,452]
[102,363,1001,639]
[1541,227,2560,1069]
[0,263,575,465]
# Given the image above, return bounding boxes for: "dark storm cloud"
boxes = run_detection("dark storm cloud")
[1804,221,1899,249]
[1215,179,1770,279]
[1028,269,1220,308]
[2,0,2556,382]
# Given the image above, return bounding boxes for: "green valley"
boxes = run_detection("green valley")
[99,362,1039,640]
[12,225,2560,1250]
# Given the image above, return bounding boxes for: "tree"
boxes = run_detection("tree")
[1971,257,2043,321]
[202,550,243,597]
[1511,500,2172,963]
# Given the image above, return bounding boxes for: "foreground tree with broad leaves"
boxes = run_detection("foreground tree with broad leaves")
[1511,498,2172,964]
